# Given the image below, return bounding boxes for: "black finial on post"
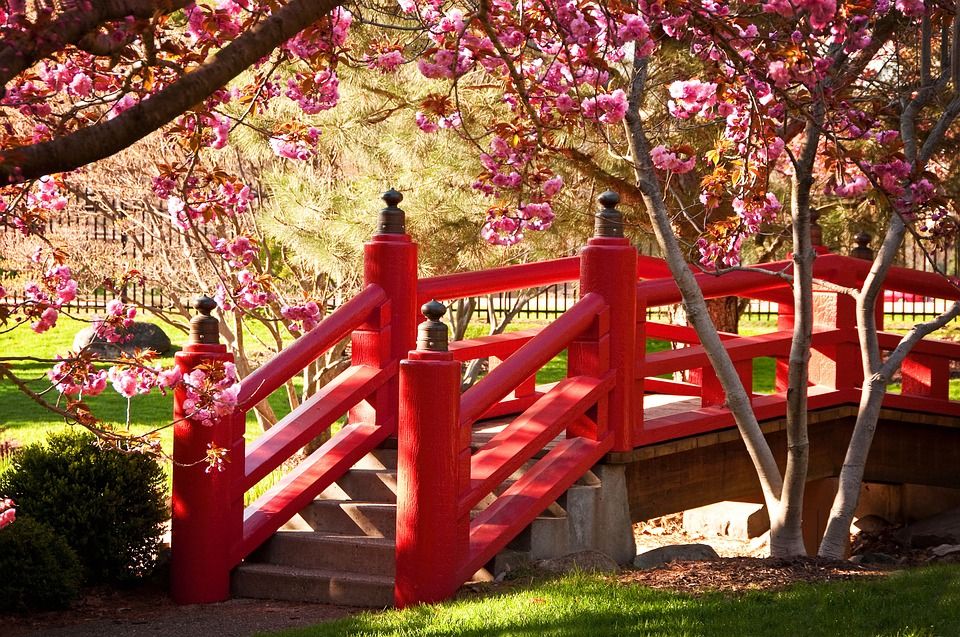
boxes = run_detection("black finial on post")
[595,191,624,238]
[851,231,873,260]
[378,188,406,235]
[416,300,448,352]
[189,295,220,345]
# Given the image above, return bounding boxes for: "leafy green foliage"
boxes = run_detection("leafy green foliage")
[0,430,167,584]
[0,516,82,612]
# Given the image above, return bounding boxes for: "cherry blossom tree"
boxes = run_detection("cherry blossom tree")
[1,0,958,557]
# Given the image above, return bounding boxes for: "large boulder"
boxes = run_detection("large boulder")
[73,322,172,357]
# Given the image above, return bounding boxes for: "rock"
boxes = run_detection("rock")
[853,514,890,535]
[682,501,770,540]
[894,506,960,547]
[73,321,173,357]
[633,543,719,570]
[849,552,897,565]
[535,550,620,574]
[930,544,960,558]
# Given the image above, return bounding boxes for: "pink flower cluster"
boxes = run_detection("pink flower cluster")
[93,299,137,344]
[28,176,67,213]
[0,499,14,531]
[182,361,240,427]
[480,212,523,246]
[283,8,352,59]
[414,110,461,133]
[668,80,718,119]
[733,193,781,234]
[581,90,628,125]
[23,263,77,333]
[269,128,320,160]
[216,271,275,311]
[285,70,340,114]
[108,364,180,399]
[281,301,322,333]
[651,145,696,174]
[48,358,108,396]
[211,235,258,267]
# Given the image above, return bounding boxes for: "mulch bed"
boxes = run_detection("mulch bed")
[617,557,890,594]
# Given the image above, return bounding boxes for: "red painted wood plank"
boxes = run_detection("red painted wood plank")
[645,322,738,344]
[881,393,960,417]
[238,423,391,561]
[461,373,615,514]
[635,387,858,446]
[458,436,612,583]
[449,329,541,362]
[237,285,386,410]
[417,257,580,303]
[876,332,960,359]
[459,293,605,427]
[243,364,393,491]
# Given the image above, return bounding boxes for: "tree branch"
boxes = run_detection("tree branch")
[0,0,346,183]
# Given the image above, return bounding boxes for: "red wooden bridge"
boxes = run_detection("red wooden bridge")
[169,191,960,608]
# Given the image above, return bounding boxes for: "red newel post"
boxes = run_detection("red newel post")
[350,189,418,430]
[395,301,467,607]
[578,192,638,451]
[171,296,244,604]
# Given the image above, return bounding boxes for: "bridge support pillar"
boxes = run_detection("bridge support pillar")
[577,192,638,452]
[351,190,418,431]
[171,296,244,604]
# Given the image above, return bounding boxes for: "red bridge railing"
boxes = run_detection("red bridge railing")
[170,190,960,607]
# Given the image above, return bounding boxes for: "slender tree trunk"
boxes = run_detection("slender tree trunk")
[623,56,788,550]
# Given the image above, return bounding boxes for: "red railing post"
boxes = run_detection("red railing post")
[350,189,418,431]
[395,302,467,607]
[577,192,637,451]
[171,296,244,604]
[901,353,950,399]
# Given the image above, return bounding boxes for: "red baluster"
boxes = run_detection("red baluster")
[171,296,244,604]
[350,189,418,431]
[395,301,467,607]
[577,192,638,451]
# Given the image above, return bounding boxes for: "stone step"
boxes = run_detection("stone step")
[247,532,395,577]
[351,449,397,471]
[319,469,398,503]
[233,563,393,608]
[295,500,397,538]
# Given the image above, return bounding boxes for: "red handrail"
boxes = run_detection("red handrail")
[417,256,579,303]
[458,292,606,427]
[236,284,387,411]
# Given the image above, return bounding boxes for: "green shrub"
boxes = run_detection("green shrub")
[0,515,82,612]
[0,429,168,584]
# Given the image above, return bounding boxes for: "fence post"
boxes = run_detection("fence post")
[171,296,244,604]
[395,301,467,607]
[578,192,638,451]
[350,189,419,432]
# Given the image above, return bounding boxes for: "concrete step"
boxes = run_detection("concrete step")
[247,531,395,577]
[319,469,398,503]
[351,449,397,471]
[296,500,397,538]
[233,563,393,608]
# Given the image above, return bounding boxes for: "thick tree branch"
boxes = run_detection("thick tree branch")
[0,0,346,183]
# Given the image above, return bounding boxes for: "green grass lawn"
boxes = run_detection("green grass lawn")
[264,566,960,637]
